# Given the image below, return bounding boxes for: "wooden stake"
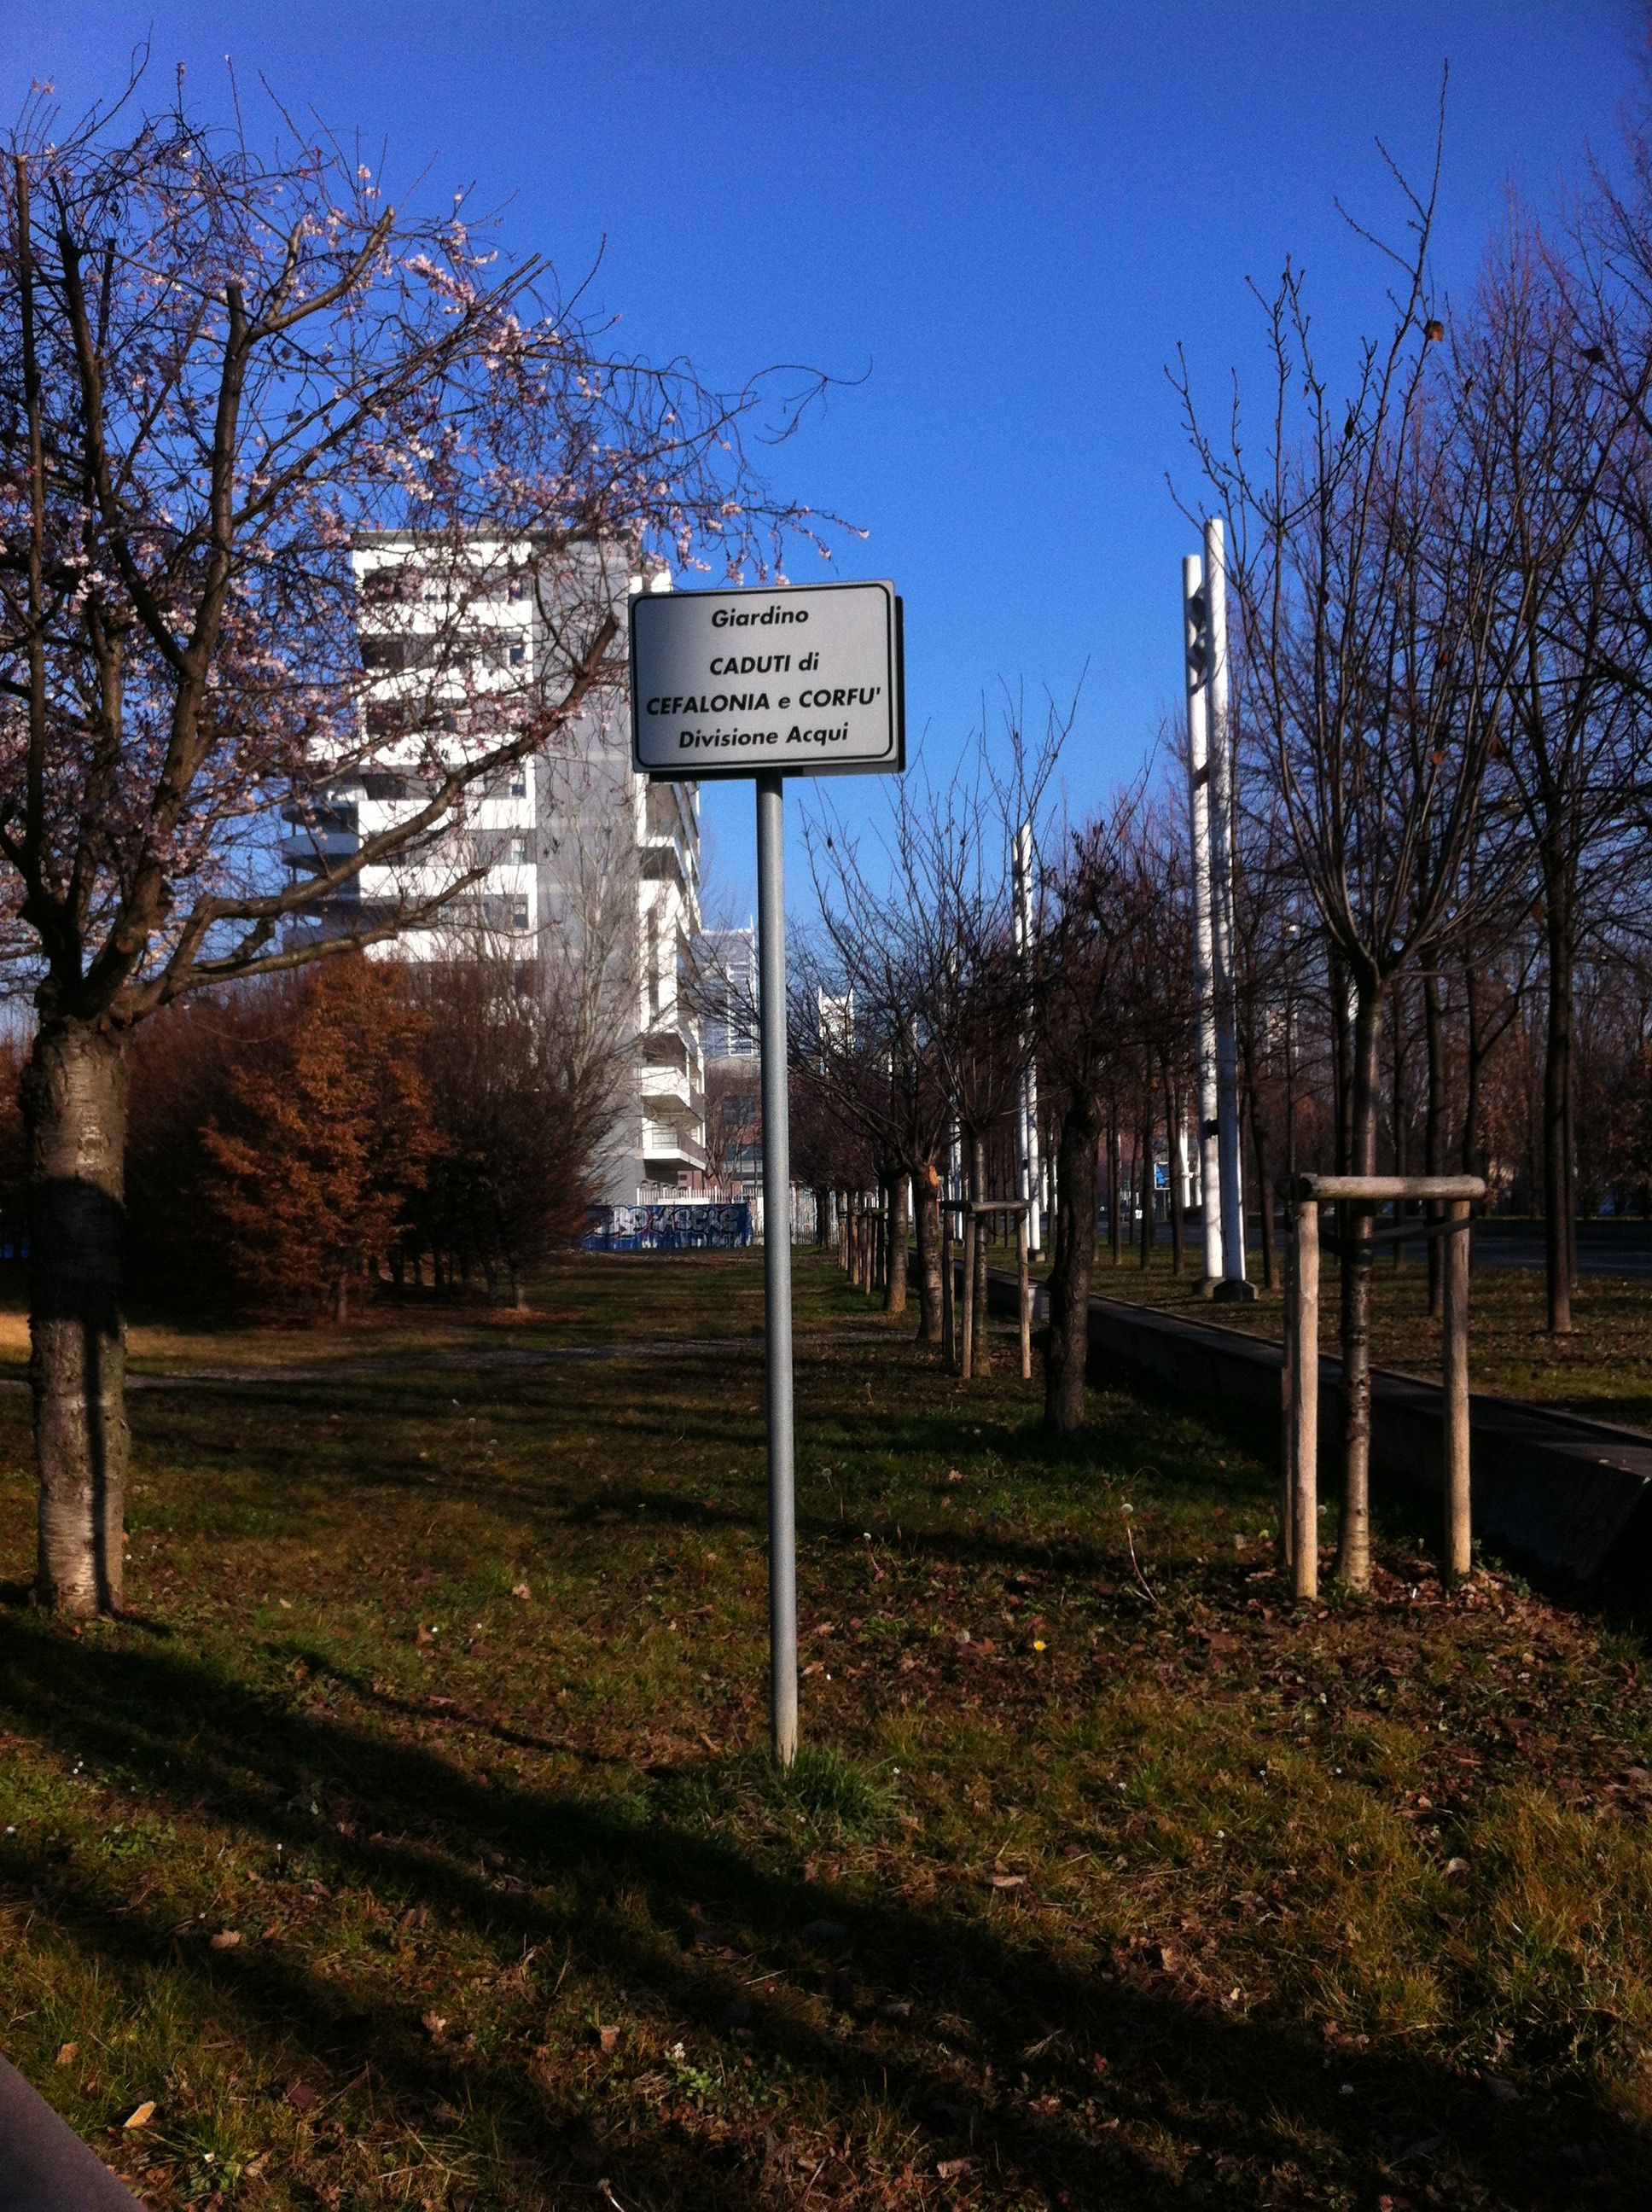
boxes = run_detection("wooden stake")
[1443,1196,1472,1582]
[1289,1196,1319,1602]
[941,1205,955,1367]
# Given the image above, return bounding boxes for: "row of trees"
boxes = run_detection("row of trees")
[791,107,1652,1593]
[0,927,631,1321]
[129,932,626,1317]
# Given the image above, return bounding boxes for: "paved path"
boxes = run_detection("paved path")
[0,2052,139,2209]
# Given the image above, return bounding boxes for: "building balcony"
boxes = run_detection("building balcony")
[641,832,693,888]
[666,776,697,843]
[639,1062,706,1121]
[643,1123,707,1171]
[646,776,698,845]
[643,1008,701,1067]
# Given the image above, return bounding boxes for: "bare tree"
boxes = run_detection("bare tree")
[800,713,1060,1347]
[412,904,636,1305]
[1176,142,1533,1586]
[1038,782,1157,1435]
[703,1062,761,1197]
[1454,215,1648,1327]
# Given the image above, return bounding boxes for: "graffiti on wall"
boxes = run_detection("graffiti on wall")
[579,1202,753,1253]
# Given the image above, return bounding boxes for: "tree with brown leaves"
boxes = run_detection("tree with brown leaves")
[204,958,433,1321]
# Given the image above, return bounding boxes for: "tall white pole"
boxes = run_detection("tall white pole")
[1024,1065,1042,1255]
[1204,517,1251,1299]
[1182,554,1224,1289]
[1013,820,1043,1255]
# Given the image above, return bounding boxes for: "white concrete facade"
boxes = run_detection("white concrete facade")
[280,538,707,1202]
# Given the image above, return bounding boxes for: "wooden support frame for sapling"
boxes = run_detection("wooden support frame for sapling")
[943,1198,1033,1382]
[1278,1173,1485,1601]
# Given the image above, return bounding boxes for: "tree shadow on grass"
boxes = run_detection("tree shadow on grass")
[278,1639,633,1767]
[0,1611,1643,2210]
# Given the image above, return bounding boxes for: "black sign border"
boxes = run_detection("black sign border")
[628,579,906,783]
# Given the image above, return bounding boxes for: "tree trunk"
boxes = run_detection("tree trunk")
[1138,1081,1154,1269]
[1422,967,1445,1318]
[970,1129,992,1375]
[1333,983,1381,1592]
[1329,948,1352,1175]
[1250,1101,1275,1291]
[1163,1058,1186,1278]
[1390,979,1410,1276]
[1107,1097,1122,1267]
[1460,955,1483,1180]
[25,1017,131,1617]
[1044,1097,1099,1435]
[913,1161,943,1343]
[1543,870,1576,1334]
[1042,1115,1058,1252]
[883,1172,909,1315]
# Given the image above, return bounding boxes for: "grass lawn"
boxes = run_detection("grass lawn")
[1020,1237,1652,1433]
[3,1252,1652,2209]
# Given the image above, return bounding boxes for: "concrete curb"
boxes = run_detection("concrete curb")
[978,1268,1652,1586]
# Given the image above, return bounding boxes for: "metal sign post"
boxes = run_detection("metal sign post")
[755,768,797,1761]
[630,579,904,1766]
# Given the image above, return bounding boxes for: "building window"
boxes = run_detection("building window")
[364,698,416,742]
[362,769,421,800]
[509,643,526,667]
[359,564,415,608]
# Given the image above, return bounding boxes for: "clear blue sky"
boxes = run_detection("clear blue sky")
[3,3,1642,918]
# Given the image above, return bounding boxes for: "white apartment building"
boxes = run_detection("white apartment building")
[279,536,707,1202]
[699,925,758,1062]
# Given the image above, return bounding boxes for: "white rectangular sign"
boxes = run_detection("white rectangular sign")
[629,579,904,781]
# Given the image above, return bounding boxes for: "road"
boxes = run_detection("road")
[1462,1229,1652,1279]
[1167,1220,1652,1280]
